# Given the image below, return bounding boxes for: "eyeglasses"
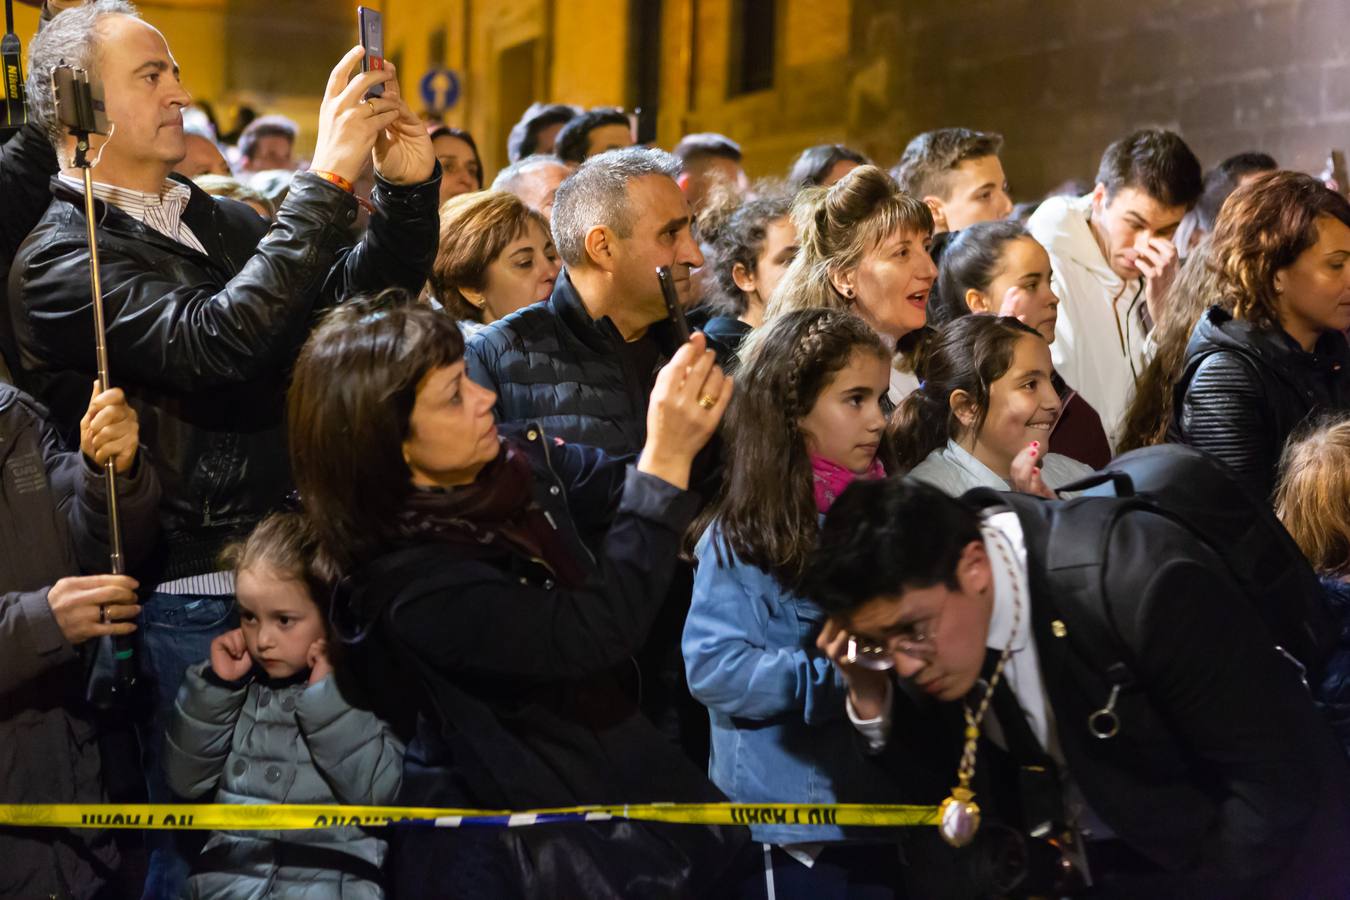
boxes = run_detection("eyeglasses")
[845,615,940,671]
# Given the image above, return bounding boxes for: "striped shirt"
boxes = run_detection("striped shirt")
[58,175,208,254]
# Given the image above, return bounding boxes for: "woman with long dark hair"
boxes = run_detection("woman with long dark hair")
[287,293,744,897]
[1172,172,1350,500]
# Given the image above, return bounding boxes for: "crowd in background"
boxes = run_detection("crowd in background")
[3,1,1350,898]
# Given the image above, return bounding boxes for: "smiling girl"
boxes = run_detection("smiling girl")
[930,220,1111,468]
[683,309,905,897]
[895,315,1094,496]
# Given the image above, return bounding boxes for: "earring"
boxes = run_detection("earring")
[844,289,855,299]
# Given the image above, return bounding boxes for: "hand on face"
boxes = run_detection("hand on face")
[210,628,253,682]
[816,616,891,718]
[306,639,333,685]
[1135,237,1180,324]
[1009,441,1056,498]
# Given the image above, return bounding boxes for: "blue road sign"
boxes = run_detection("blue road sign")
[419,67,461,114]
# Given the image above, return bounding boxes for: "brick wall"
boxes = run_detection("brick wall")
[846,0,1350,198]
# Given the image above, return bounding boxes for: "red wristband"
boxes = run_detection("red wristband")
[310,169,355,193]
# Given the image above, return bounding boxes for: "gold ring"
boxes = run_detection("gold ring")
[698,394,717,410]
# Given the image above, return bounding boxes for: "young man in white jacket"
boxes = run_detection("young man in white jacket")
[1027,130,1201,446]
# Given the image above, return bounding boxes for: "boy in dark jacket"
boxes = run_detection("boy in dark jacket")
[0,380,159,897]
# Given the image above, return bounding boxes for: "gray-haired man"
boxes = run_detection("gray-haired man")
[490,153,572,225]
[467,146,703,454]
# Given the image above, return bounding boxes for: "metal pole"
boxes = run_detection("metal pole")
[77,138,125,579]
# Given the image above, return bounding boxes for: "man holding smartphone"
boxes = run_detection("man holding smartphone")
[10,2,439,894]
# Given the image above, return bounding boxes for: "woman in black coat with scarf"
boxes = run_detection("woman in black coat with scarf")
[1172,172,1350,501]
[287,293,744,898]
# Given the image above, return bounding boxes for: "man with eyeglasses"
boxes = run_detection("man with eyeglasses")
[802,478,1349,898]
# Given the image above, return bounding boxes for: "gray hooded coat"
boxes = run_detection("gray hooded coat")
[165,661,404,899]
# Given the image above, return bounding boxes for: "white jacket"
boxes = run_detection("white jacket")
[1027,194,1149,448]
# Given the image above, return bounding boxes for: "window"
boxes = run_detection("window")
[729,0,776,96]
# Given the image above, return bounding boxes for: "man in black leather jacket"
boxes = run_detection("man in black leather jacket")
[8,3,439,893]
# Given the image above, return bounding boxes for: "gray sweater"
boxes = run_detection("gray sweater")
[165,662,405,899]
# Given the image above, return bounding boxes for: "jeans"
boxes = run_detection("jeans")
[136,591,236,900]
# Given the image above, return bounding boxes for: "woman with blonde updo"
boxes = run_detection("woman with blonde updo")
[426,191,560,336]
[766,165,937,405]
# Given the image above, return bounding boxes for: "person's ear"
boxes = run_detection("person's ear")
[949,388,978,431]
[676,171,693,194]
[731,260,757,295]
[1273,266,1287,297]
[583,225,614,271]
[956,539,992,598]
[1090,182,1108,216]
[965,288,992,314]
[829,266,857,301]
[923,196,948,233]
[460,285,488,311]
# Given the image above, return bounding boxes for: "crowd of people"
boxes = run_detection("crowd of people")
[3,1,1350,898]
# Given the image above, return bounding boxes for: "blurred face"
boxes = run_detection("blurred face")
[836,227,938,343]
[822,159,860,187]
[1274,215,1350,349]
[236,564,325,679]
[798,349,891,473]
[1090,185,1188,280]
[88,16,191,182]
[434,135,481,205]
[245,134,294,173]
[936,155,1013,232]
[402,361,500,487]
[533,121,566,156]
[956,335,1060,478]
[511,162,570,222]
[970,237,1059,342]
[586,122,635,158]
[175,133,229,178]
[680,157,748,212]
[471,219,560,323]
[603,174,704,321]
[743,216,798,307]
[844,542,994,702]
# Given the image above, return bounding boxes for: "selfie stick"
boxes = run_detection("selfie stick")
[53,65,133,691]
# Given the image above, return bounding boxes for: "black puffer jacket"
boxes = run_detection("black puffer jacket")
[9,170,440,581]
[464,271,681,454]
[1171,305,1350,501]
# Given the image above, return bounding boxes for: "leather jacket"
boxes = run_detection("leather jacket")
[9,169,440,581]
[1171,305,1350,501]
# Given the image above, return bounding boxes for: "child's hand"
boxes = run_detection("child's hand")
[210,628,253,682]
[1010,441,1056,499]
[816,616,891,720]
[80,381,139,474]
[307,639,333,685]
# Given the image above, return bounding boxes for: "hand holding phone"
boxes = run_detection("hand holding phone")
[657,266,691,343]
[357,6,385,99]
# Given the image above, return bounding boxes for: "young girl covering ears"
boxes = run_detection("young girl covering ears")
[895,315,1094,496]
[682,308,906,897]
[164,513,404,899]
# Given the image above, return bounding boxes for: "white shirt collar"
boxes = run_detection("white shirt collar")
[982,510,1031,653]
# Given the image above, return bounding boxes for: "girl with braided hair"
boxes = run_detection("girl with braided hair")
[895,315,1093,497]
[682,308,907,897]
[766,165,937,407]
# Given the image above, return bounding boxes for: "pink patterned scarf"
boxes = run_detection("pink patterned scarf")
[811,454,886,513]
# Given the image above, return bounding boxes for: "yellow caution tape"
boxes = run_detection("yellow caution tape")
[0,802,939,831]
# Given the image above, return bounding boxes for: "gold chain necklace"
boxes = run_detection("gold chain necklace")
[938,527,1024,848]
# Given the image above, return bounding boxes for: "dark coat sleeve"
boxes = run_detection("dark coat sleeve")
[389,466,699,683]
[1122,523,1327,893]
[1176,351,1275,499]
[13,171,440,393]
[0,123,58,268]
[0,588,77,697]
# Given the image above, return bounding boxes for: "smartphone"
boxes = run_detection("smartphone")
[656,266,691,343]
[357,6,385,99]
[51,65,109,135]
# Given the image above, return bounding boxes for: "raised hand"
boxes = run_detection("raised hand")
[80,381,139,474]
[816,616,890,720]
[1136,237,1180,327]
[369,61,436,186]
[306,638,333,685]
[1009,441,1056,498]
[637,332,733,490]
[309,46,403,186]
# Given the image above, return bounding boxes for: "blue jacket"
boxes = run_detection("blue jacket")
[683,526,895,844]
[1317,577,1350,759]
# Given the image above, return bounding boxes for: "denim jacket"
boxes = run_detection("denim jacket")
[684,525,891,844]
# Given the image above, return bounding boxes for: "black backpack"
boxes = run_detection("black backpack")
[964,443,1336,680]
